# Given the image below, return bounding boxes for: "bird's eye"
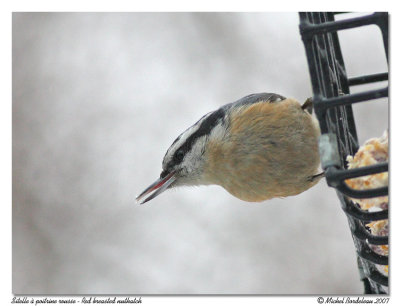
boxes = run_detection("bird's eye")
[174,150,185,164]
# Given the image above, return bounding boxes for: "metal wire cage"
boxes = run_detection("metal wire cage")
[298,12,389,294]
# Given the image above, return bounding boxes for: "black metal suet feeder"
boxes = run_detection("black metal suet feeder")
[299,12,389,294]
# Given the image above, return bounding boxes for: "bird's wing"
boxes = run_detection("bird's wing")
[223,93,287,111]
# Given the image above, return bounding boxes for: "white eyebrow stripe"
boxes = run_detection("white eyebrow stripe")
[171,111,214,148]
[162,119,204,168]
[162,110,222,169]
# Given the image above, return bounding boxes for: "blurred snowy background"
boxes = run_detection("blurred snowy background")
[12,12,388,294]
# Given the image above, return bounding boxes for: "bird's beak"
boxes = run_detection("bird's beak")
[136,171,176,205]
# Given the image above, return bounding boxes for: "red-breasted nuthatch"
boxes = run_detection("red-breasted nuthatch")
[136,93,323,204]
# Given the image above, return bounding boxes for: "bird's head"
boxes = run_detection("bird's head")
[136,108,227,204]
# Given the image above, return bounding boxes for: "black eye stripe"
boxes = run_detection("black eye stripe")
[174,150,184,163]
[164,108,225,170]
